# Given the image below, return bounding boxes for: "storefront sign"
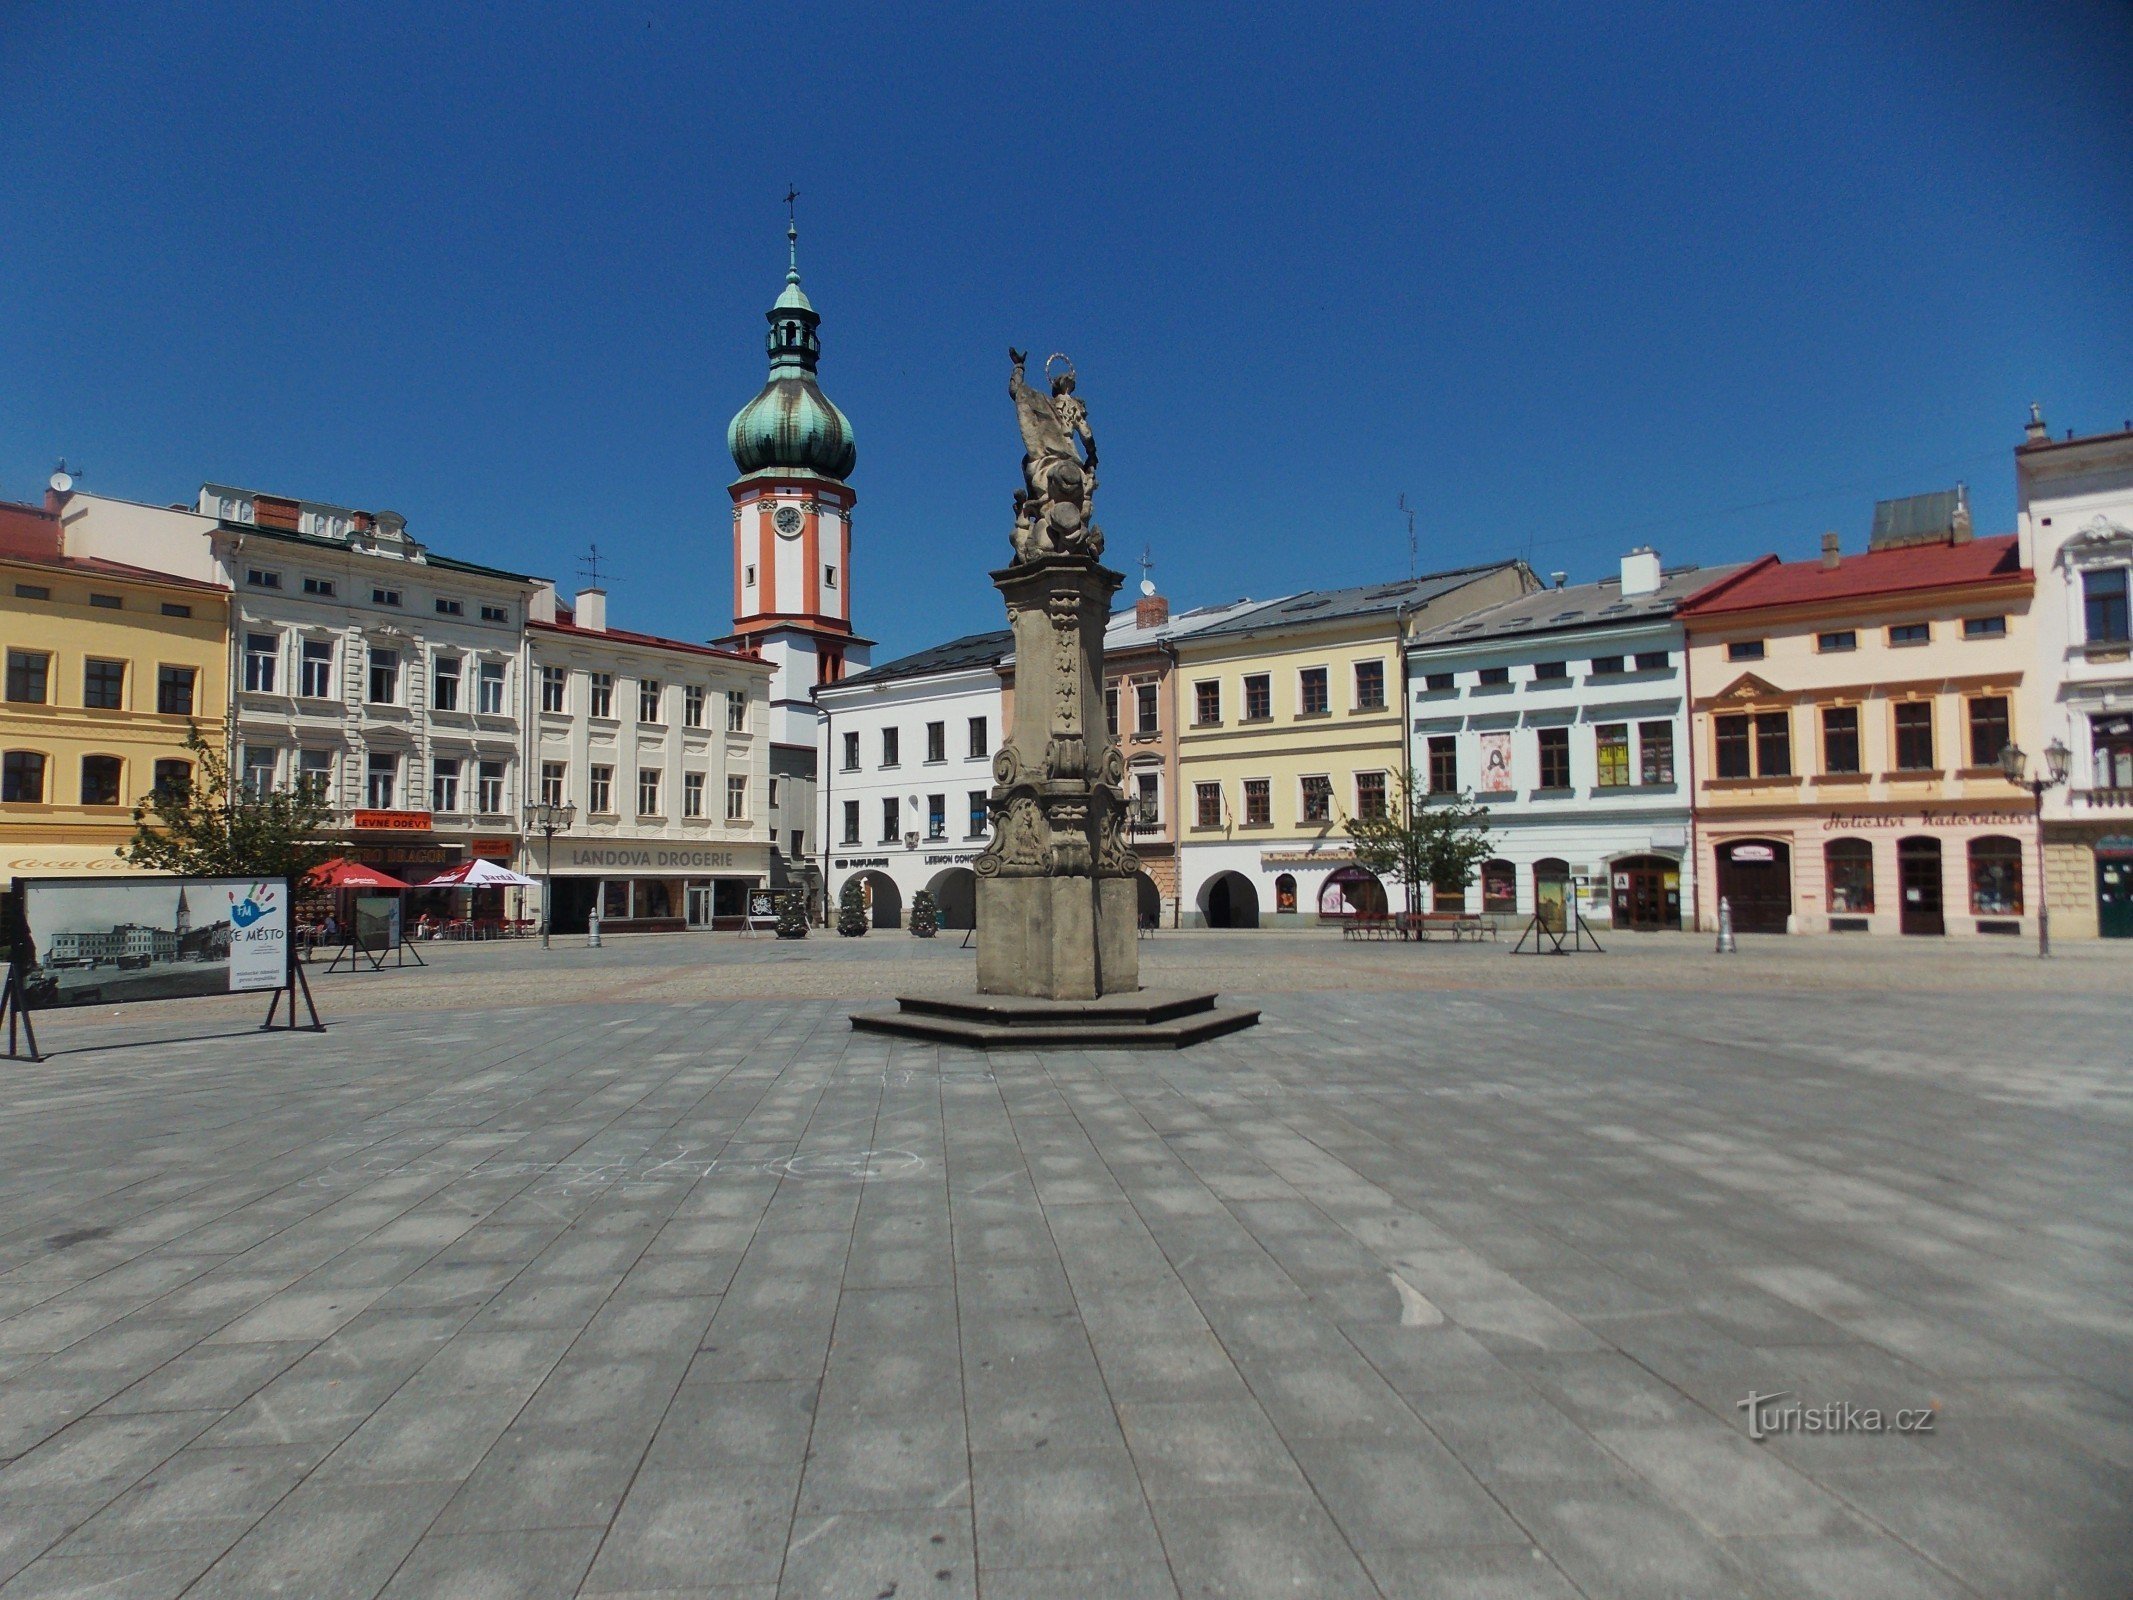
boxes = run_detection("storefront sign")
[470,837,517,859]
[1818,810,2031,831]
[564,847,743,870]
[923,852,978,866]
[2097,835,2133,859]
[352,810,433,832]
[1729,844,1777,863]
[835,857,889,869]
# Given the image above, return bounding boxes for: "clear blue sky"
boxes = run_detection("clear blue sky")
[5,3,2128,658]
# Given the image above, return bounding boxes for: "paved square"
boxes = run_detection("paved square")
[0,932,2127,1597]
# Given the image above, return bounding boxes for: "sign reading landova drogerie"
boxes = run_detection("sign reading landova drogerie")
[10,877,290,1010]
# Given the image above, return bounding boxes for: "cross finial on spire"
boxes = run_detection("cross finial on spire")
[785,185,800,273]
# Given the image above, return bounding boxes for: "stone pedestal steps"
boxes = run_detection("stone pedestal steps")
[851,987,1259,1048]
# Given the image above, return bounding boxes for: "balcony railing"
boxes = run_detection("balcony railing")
[1125,800,1161,833]
[2071,786,2133,809]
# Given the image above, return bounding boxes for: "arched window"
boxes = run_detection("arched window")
[1825,838,1875,914]
[2,750,47,803]
[1969,835,2023,915]
[1480,858,1516,913]
[1273,873,1297,913]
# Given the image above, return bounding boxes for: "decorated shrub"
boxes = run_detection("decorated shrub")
[837,877,868,937]
[775,892,809,940]
[909,889,938,938]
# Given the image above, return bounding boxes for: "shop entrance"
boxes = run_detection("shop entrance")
[2098,840,2133,938]
[1610,855,1680,930]
[1897,836,1944,936]
[1200,872,1260,929]
[1716,840,1791,933]
[686,884,713,929]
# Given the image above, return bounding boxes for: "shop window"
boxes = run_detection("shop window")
[1299,667,1330,716]
[683,772,705,817]
[157,664,197,716]
[1822,707,1860,774]
[1825,838,1875,913]
[2084,568,2129,644]
[1967,696,2010,768]
[432,655,462,711]
[1969,835,2023,915]
[589,673,614,718]
[1427,735,1458,794]
[1243,778,1271,826]
[1194,680,1221,725]
[1274,873,1298,914]
[1244,673,1271,720]
[3,750,47,802]
[478,661,505,715]
[968,790,988,837]
[926,721,945,763]
[1300,774,1332,823]
[639,880,674,919]
[478,760,505,813]
[243,633,278,694]
[1481,858,1517,914]
[5,651,49,705]
[1354,660,1386,710]
[542,666,568,714]
[587,764,613,814]
[432,759,461,813]
[969,716,988,757]
[1638,721,1674,784]
[1194,782,1222,828]
[927,794,946,839]
[1536,727,1571,789]
[1355,770,1388,819]
[1893,702,1935,770]
[368,647,399,705]
[83,659,126,709]
[80,756,123,805]
[1594,724,1629,788]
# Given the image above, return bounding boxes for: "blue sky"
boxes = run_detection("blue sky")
[4,3,2129,658]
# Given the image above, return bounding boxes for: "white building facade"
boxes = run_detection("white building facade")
[524,585,776,932]
[1407,550,1739,930]
[2015,412,2133,938]
[813,631,1012,931]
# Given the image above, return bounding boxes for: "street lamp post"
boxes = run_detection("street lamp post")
[2000,738,2070,958]
[523,800,578,951]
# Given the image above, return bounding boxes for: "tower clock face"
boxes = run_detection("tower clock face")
[773,503,805,539]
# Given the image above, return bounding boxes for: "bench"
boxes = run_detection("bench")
[1408,911,1497,942]
[1341,915,1397,941]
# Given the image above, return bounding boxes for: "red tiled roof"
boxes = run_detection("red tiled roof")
[529,617,765,665]
[1676,534,2026,616]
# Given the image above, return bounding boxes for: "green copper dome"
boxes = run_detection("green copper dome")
[727,227,856,479]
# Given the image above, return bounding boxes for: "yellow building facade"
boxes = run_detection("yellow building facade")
[1174,564,1533,926]
[1,504,231,886]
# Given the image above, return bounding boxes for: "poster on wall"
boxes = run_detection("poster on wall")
[9,876,286,1010]
[1478,731,1514,794]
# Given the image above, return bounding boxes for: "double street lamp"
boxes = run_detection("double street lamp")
[1999,738,2070,958]
[523,800,578,951]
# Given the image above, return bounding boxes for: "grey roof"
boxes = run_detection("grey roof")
[833,628,1014,690]
[213,520,539,585]
[1869,488,1962,549]
[1179,562,1528,644]
[1410,562,1749,649]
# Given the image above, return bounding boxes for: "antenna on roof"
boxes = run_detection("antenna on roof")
[49,458,81,494]
[577,543,606,589]
[1138,543,1156,596]
[1397,493,1416,579]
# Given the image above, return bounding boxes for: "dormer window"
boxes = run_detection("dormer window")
[373,588,402,608]
[435,598,464,617]
[246,568,281,590]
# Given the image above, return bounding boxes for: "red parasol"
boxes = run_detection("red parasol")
[305,857,412,891]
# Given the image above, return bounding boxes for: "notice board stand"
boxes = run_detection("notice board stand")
[0,964,42,1062]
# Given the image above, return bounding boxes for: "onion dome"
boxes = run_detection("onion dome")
[726,220,857,479]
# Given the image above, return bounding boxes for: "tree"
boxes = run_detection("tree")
[775,891,809,940]
[120,722,337,883]
[908,889,938,938]
[836,876,869,937]
[1345,764,1495,921]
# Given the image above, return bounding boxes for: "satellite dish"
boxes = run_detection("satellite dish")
[48,471,72,494]
[1139,578,1156,597]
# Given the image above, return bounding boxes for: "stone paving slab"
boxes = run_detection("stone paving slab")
[0,935,2126,1596]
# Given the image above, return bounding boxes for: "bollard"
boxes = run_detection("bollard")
[1715,895,1736,955]
[587,904,603,949]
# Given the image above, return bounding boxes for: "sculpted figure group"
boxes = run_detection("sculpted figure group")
[1008,348,1103,562]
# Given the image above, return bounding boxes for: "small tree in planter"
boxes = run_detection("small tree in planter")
[775,892,809,940]
[908,889,938,938]
[837,877,869,937]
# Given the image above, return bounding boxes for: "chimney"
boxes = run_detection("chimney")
[2023,402,2049,445]
[1136,591,1170,629]
[1820,532,1841,570]
[1550,570,1567,589]
[574,587,607,631]
[1951,483,1972,545]
[527,581,558,624]
[1619,547,1662,597]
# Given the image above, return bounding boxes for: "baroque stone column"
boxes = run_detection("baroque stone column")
[973,554,1140,999]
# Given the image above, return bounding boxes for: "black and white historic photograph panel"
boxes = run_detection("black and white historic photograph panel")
[12,877,252,1008]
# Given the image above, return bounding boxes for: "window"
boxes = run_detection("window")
[1638,721,1674,784]
[588,764,614,814]
[1826,839,1875,913]
[881,727,900,767]
[1967,696,2010,769]
[1633,651,1669,671]
[82,659,125,710]
[89,593,120,610]
[1478,665,1510,686]
[372,587,402,608]
[436,597,464,617]
[1424,671,1455,691]
[1244,673,1272,720]
[1243,778,1271,826]
[1962,615,2007,640]
[1594,724,1629,788]
[969,716,988,757]
[727,774,748,821]
[842,731,860,771]
[299,640,333,699]
[1726,641,1765,662]
[1969,836,2023,915]
[1135,684,1158,735]
[880,796,900,841]
[5,650,48,704]
[541,666,568,713]
[432,758,461,813]
[683,771,705,817]
[683,685,705,728]
[927,794,947,839]
[1426,735,1458,794]
[14,584,48,601]
[1590,656,1624,676]
[432,655,462,711]
[1299,667,1329,715]
[1822,707,1860,774]
[478,661,504,715]
[80,755,122,806]
[969,790,988,836]
[1534,660,1569,681]
[2094,715,2133,789]
[241,747,275,799]
[1481,859,1517,913]
[1893,702,1935,770]
[640,679,663,723]
[1888,623,1930,647]
[1817,630,1857,653]
[1355,771,1388,819]
[842,800,860,844]
[638,768,661,816]
[294,748,331,801]
[161,603,191,618]
[1537,727,1571,789]
[246,568,281,590]
[1194,782,1222,828]
[365,753,396,809]
[824,565,837,589]
[303,576,336,598]
[743,564,756,588]
[1715,715,1751,779]
[926,721,945,763]
[589,673,614,718]
[1301,774,1333,823]
[244,633,278,694]
[1194,680,1221,725]
[478,760,505,813]
[153,759,193,799]
[540,761,566,807]
[1105,684,1120,736]
[3,751,46,802]
[1134,771,1158,824]
[1355,660,1386,709]
[1755,713,1792,776]
[727,690,748,732]
[2084,568,2129,643]
[481,604,509,623]
[368,648,399,705]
